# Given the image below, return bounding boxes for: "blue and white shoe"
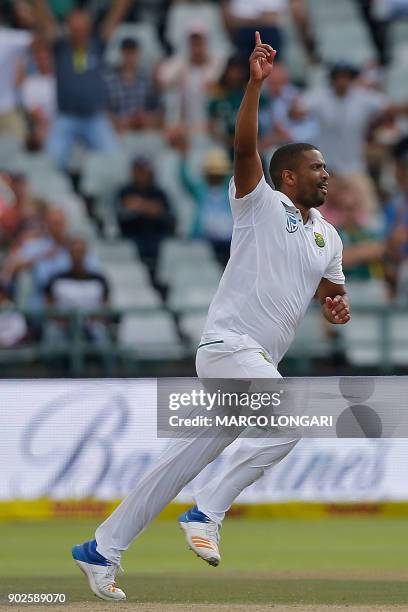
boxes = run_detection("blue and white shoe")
[72,540,126,601]
[179,506,221,567]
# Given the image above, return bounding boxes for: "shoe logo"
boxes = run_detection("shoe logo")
[191,537,217,551]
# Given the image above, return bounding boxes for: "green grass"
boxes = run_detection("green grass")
[2,518,408,605]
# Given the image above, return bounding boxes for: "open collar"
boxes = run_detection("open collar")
[275,190,323,225]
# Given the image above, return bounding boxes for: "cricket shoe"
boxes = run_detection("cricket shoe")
[72,539,126,601]
[179,505,221,567]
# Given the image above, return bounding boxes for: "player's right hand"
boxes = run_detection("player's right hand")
[249,31,276,84]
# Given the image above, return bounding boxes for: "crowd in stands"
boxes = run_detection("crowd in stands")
[0,0,408,368]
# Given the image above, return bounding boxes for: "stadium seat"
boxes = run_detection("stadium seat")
[343,313,382,366]
[94,240,138,263]
[179,312,208,347]
[0,135,22,170]
[112,285,162,309]
[386,64,408,100]
[47,192,96,239]
[121,131,166,162]
[152,148,196,235]
[285,308,331,359]
[11,151,55,174]
[389,312,408,365]
[118,312,185,359]
[168,262,222,289]
[104,261,152,288]
[388,19,408,60]
[346,280,388,307]
[80,151,129,236]
[168,284,217,313]
[156,238,217,286]
[80,152,129,199]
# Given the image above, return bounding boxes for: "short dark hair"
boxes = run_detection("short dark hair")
[121,37,139,51]
[393,136,408,163]
[329,61,359,81]
[269,143,318,189]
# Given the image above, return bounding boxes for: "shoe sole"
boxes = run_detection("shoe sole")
[179,523,220,567]
[73,558,126,602]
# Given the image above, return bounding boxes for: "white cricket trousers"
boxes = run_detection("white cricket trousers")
[96,334,299,564]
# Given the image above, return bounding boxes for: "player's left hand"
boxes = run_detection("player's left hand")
[322,295,350,324]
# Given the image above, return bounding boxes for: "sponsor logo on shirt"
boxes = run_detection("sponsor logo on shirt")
[285,209,298,233]
[314,232,325,247]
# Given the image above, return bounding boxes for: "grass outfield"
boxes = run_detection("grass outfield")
[2,517,408,607]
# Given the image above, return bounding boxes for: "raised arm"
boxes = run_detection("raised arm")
[33,0,58,41]
[100,0,132,42]
[234,32,276,198]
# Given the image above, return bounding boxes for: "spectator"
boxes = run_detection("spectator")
[222,0,316,63]
[222,0,286,60]
[180,145,233,266]
[45,237,109,308]
[126,0,172,52]
[158,24,226,135]
[116,157,175,272]
[292,62,408,215]
[105,37,163,134]
[34,1,130,170]
[384,136,408,293]
[209,55,260,157]
[0,171,15,219]
[20,39,56,150]
[2,207,99,307]
[44,237,112,370]
[0,173,32,245]
[259,62,319,153]
[0,16,33,141]
[354,0,389,65]
[337,183,385,280]
[0,283,28,348]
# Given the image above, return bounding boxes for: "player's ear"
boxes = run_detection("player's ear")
[282,169,295,186]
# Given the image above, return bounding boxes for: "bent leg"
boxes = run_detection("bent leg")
[195,338,300,524]
[196,436,298,524]
[95,434,238,564]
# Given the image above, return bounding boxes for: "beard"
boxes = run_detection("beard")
[299,187,327,209]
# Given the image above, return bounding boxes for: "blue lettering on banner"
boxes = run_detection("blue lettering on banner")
[2,383,392,501]
[20,389,130,497]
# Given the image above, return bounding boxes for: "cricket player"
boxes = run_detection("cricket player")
[72,32,350,601]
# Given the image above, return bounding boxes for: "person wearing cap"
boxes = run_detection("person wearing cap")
[158,24,226,135]
[291,61,408,216]
[180,145,233,266]
[105,37,163,133]
[116,157,175,272]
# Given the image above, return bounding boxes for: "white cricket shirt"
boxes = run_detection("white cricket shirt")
[202,176,345,364]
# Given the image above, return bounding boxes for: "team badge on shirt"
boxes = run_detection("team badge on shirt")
[285,209,298,233]
[314,232,325,247]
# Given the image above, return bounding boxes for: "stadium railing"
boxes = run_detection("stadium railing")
[0,304,407,376]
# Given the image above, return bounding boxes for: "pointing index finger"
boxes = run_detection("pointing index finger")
[255,31,261,46]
